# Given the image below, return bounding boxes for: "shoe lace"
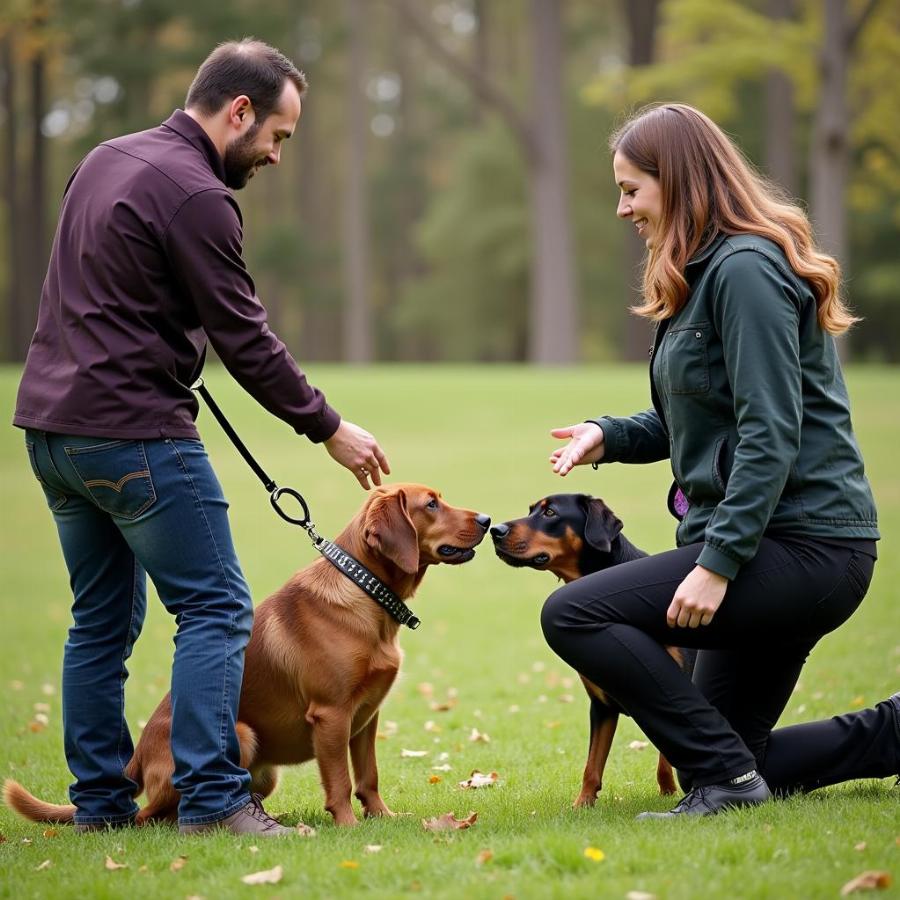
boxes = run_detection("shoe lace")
[671,786,714,815]
[247,793,283,827]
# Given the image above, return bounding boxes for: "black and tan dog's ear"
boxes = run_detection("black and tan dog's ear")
[581,496,623,553]
[365,489,420,574]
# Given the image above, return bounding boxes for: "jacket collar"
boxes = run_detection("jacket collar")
[683,232,728,285]
[161,109,226,184]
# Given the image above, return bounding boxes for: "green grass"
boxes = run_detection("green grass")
[1,364,898,900]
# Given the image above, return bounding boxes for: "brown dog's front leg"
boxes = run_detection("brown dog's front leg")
[349,712,394,818]
[575,689,619,808]
[307,704,357,826]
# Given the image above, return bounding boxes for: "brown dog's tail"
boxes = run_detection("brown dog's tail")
[3,779,76,824]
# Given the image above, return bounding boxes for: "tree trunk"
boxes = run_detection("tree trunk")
[23,28,47,360]
[809,0,848,263]
[342,0,373,363]
[527,0,578,363]
[764,0,796,196]
[1,32,26,360]
[620,0,660,362]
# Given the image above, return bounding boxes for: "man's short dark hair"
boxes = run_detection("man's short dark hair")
[185,38,307,123]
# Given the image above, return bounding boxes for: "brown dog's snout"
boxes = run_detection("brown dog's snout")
[490,523,509,542]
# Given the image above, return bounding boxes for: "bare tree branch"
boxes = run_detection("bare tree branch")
[845,0,880,50]
[392,0,537,161]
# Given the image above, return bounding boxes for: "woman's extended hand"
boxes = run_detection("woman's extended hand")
[667,565,728,628]
[550,422,605,476]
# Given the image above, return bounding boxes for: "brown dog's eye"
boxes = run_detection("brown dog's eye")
[426,498,439,511]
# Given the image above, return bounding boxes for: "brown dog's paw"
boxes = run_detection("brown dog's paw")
[573,791,598,809]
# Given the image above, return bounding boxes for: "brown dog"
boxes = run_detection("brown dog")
[5,484,490,828]
[490,493,695,808]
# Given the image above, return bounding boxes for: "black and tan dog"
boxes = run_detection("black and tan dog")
[491,493,695,808]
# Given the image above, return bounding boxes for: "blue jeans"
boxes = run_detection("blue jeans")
[25,430,253,826]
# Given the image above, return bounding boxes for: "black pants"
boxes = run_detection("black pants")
[541,535,896,792]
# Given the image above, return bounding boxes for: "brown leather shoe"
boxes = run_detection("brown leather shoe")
[179,794,293,836]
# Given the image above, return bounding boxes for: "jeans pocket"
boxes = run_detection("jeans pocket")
[25,437,67,511]
[65,439,157,519]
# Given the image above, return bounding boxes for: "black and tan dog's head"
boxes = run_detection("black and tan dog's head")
[490,494,622,583]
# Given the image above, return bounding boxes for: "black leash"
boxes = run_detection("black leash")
[191,378,420,629]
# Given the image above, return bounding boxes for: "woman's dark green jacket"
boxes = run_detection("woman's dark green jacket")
[593,233,878,580]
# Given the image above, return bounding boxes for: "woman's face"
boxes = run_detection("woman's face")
[613,150,662,249]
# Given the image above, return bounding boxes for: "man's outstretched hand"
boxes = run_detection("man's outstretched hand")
[325,420,391,489]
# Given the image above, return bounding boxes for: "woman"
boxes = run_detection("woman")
[544,103,896,818]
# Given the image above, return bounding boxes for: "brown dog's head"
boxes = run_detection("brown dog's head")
[490,493,622,582]
[361,483,490,575]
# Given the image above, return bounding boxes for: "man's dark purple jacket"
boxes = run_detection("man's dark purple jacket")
[14,110,341,443]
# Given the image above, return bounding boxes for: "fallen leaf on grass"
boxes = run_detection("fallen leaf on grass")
[458,770,499,790]
[422,812,477,832]
[840,871,892,895]
[429,775,442,784]
[240,865,283,885]
[401,749,428,758]
[628,740,649,751]
[424,720,441,733]
[34,702,51,714]
[626,892,657,900]
[584,847,605,862]
[42,828,58,838]
[169,855,188,872]
[364,845,383,854]
[28,720,47,733]
[430,699,458,712]
[468,728,490,743]
[0,834,6,843]
[296,823,316,837]
[432,764,452,772]
[340,860,359,869]
[855,842,867,851]
[104,856,127,870]
[417,682,434,697]
[248,846,259,854]
[35,859,52,871]
[475,849,493,866]
[41,683,55,696]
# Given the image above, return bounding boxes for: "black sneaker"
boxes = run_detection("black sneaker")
[888,692,900,786]
[636,770,772,820]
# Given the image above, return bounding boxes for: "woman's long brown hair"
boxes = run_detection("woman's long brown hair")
[610,104,855,334]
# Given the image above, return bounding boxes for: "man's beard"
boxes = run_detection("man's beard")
[223,124,265,190]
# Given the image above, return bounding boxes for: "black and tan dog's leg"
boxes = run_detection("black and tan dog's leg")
[574,686,619,808]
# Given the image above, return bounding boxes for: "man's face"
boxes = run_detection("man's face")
[223,81,302,190]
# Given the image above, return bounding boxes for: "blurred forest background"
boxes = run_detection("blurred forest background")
[1,0,898,364]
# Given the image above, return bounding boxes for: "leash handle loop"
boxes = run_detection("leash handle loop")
[270,486,312,527]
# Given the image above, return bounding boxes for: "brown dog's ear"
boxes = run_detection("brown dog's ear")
[582,496,623,553]
[364,489,420,574]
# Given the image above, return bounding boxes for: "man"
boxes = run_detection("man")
[13,39,388,836]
